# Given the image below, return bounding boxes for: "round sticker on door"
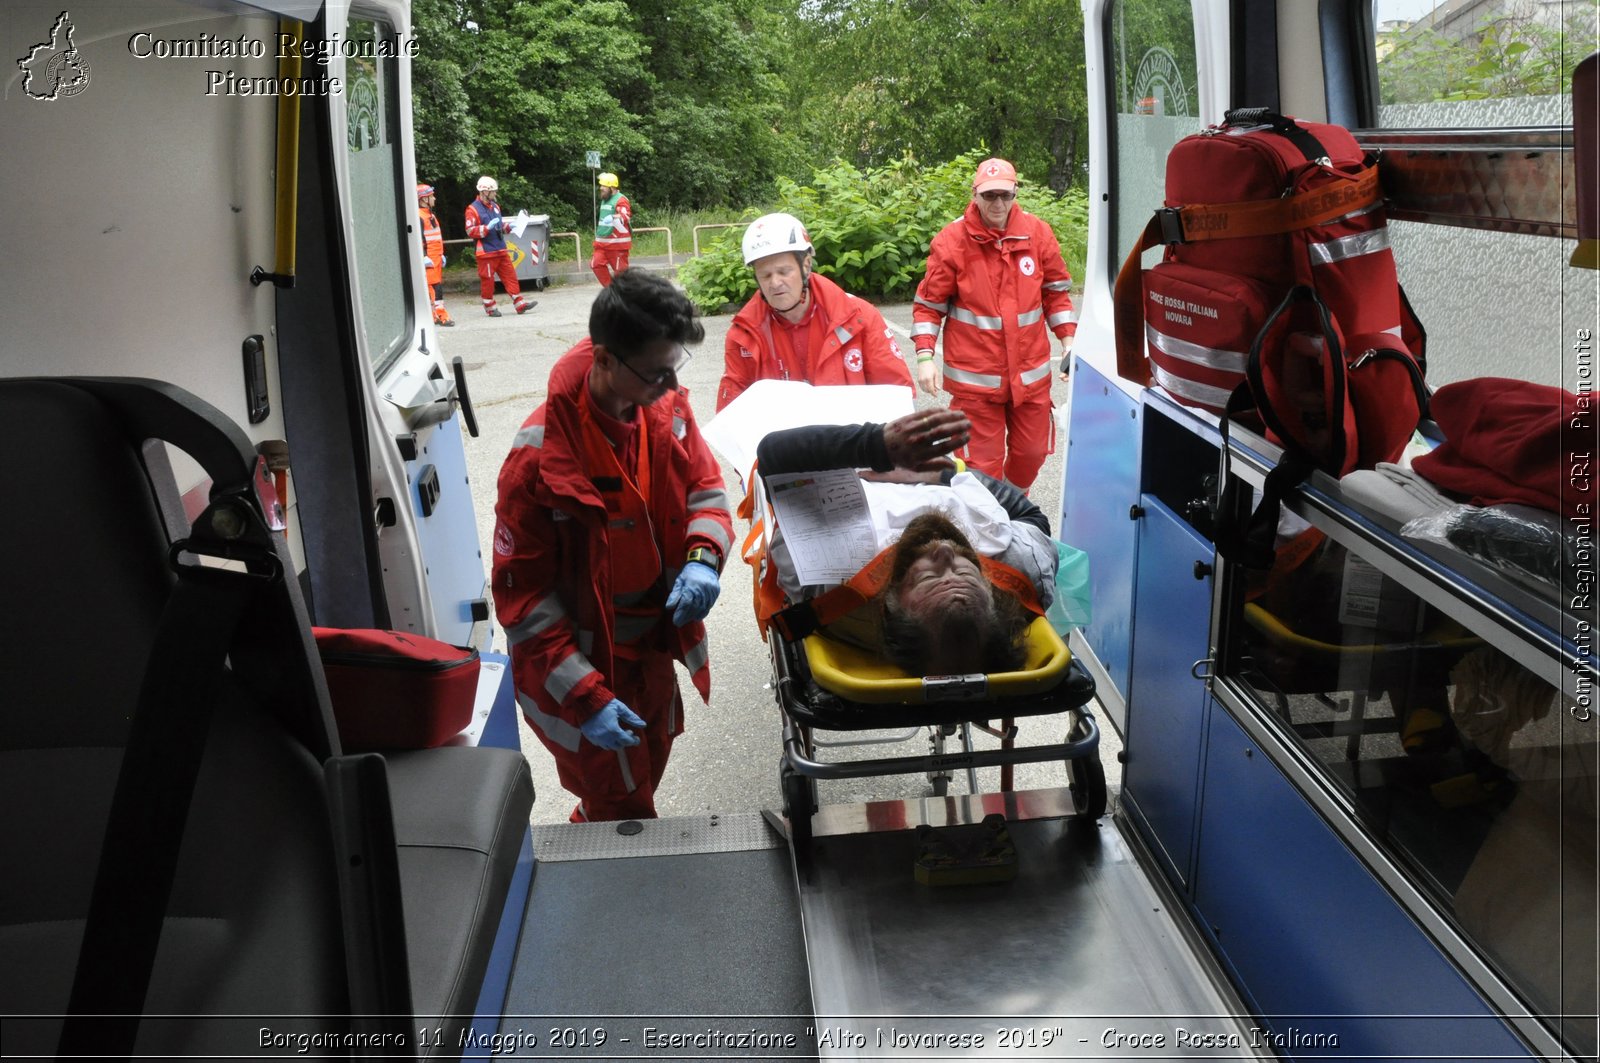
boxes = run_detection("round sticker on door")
[1019,255,1037,276]
[844,347,864,373]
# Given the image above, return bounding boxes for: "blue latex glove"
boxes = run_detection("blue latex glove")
[580,698,645,749]
[665,561,720,626]
[485,216,503,233]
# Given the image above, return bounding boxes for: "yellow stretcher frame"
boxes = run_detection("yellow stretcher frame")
[802,616,1074,705]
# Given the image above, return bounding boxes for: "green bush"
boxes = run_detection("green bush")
[679,151,1088,315]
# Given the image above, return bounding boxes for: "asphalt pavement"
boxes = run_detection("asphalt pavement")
[441,276,1121,825]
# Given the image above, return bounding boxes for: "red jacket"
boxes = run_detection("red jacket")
[717,273,913,411]
[492,340,733,742]
[912,202,1077,404]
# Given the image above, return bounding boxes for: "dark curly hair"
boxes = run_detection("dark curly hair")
[589,268,705,358]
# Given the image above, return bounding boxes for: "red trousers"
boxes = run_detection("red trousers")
[549,651,683,822]
[476,250,523,304]
[591,246,630,287]
[951,389,1054,492]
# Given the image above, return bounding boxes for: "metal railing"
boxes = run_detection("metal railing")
[550,231,581,266]
[628,226,673,264]
[692,222,743,256]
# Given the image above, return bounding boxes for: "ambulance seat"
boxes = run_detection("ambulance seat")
[0,377,532,1057]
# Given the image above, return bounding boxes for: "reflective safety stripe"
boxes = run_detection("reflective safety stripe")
[948,305,1005,330]
[1146,324,1247,373]
[1047,309,1078,328]
[613,612,658,642]
[687,487,729,512]
[1019,359,1053,386]
[834,326,853,345]
[911,322,941,337]
[1308,226,1391,266]
[942,364,1004,389]
[914,296,949,313]
[513,424,545,449]
[672,416,686,440]
[505,595,567,645]
[1043,280,1074,292]
[682,632,709,675]
[1017,307,1044,327]
[1153,364,1234,410]
[686,516,733,556]
[545,651,596,704]
[518,691,582,752]
[615,748,637,792]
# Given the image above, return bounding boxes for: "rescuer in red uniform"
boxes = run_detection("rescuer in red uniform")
[492,269,732,822]
[911,158,1077,491]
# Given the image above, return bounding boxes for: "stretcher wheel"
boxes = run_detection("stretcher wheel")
[1068,752,1107,819]
[780,760,816,851]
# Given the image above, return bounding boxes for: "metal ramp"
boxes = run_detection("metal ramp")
[791,788,1272,1059]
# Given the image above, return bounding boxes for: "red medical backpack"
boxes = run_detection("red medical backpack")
[1114,108,1429,565]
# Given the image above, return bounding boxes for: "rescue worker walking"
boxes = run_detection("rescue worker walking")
[591,172,632,286]
[912,158,1077,491]
[464,175,536,317]
[716,212,913,412]
[417,183,454,327]
[492,269,733,822]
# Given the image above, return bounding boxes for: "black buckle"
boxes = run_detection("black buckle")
[1156,207,1185,244]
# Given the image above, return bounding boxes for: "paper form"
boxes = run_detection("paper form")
[762,467,880,585]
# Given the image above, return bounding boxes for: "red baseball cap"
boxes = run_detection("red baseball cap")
[972,158,1017,194]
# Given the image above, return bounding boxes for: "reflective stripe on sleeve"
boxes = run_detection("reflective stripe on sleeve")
[682,632,709,676]
[914,296,949,314]
[911,322,941,337]
[513,424,545,449]
[504,595,567,645]
[687,487,729,512]
[545,651,597,704]
[942,364,1004,389]
[1043,280,1074,292]
[518,691,582,752]
[1019,359,1053,386]
[1047,309,1078,328]
[686,516,733,556]
[1146,323,1247,373]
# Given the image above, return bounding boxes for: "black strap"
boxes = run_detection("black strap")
[1213,382,1319,572]
[1223,106,1329,163]
[57,501,276,1060]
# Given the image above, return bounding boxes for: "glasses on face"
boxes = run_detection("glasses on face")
[978,190,1016,203]
[618,346,693,388]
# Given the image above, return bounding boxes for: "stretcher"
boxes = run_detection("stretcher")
[767,615,1106,855]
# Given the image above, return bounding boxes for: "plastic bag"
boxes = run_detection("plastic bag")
[1045,539,1093,636]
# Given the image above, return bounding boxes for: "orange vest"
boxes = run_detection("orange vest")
[419,207,444,285]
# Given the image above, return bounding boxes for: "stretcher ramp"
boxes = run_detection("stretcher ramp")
[795,789,1271,1059]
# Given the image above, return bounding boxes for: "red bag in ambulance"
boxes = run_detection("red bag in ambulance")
[312,627,480,751]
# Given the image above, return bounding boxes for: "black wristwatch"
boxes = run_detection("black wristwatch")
[685,547,719,570]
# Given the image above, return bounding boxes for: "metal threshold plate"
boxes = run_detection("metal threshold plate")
[795,793,1271,1058]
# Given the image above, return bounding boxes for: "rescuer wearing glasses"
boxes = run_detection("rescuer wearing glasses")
[492,269,733,822]
[910,158,1078,492]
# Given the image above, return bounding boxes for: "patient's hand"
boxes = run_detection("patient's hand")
[882,408,970,471]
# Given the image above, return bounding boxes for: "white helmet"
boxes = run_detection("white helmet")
[476,175,499,192]
[742,212,812,265]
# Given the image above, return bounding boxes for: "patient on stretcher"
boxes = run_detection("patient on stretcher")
[754,409,1059,677]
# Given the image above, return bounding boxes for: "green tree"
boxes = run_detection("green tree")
[793,0,1091,192]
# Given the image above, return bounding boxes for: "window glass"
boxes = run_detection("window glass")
[1108,0,1202,269]
[1373,0,1595,128]
[343,17,410,378]
[1229,535,1597,1057]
